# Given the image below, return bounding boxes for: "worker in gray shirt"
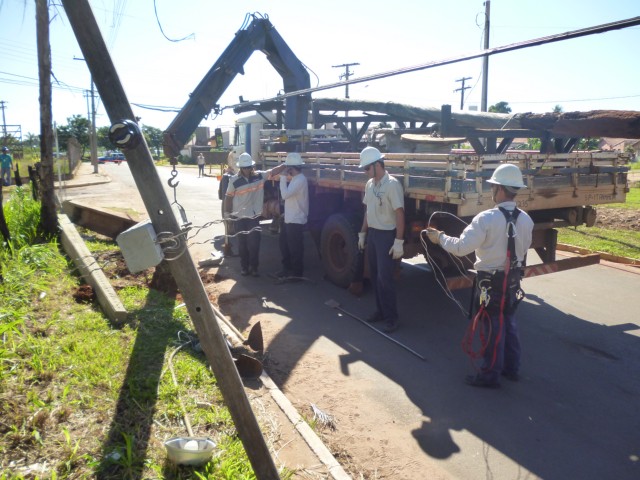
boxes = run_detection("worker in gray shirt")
[358,146,405,333]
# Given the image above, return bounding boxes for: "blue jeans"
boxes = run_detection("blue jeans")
[478,297,521,383]
[1,167,11,186]
[367,228,398,323]
[279,221,305,276]
[237,218,261,272]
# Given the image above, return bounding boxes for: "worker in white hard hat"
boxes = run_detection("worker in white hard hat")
[1,146,13,187]
[358,146,405,333]
[224,152,287,276]
[275,152,309,280]
[426,163,534,388]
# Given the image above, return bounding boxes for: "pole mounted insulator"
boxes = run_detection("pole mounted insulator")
[109,119,142,150]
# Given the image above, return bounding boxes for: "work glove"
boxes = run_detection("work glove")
[358,232,367,251]
[426,228,442,244]
[389,238,404,260]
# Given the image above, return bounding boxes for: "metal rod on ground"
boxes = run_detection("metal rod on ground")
[325,299,426,361]
[61,2,279,478]
[211,303,264,351]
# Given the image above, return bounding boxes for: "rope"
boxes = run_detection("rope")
[167,340,194,437]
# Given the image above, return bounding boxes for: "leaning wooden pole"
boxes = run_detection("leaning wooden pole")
[60,2,279,478]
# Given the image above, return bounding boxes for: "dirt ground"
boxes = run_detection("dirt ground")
[206,276,428,479]
[594,206,640,231]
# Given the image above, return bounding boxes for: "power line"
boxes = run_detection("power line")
[225,15,640,111]
[152,0,194,42]
[510,93,640,105]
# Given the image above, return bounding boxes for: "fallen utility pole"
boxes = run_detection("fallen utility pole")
[60,1,279,478]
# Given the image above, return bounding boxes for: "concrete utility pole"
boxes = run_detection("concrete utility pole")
[0,100,7,138]
[454,76,472,110]
[481,0,491,112]
[89,80,98,173]
[74,56,99,173]
[332,62,359,99]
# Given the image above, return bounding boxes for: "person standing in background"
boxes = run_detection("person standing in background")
[1,147,13,187]
[197,153,205,177]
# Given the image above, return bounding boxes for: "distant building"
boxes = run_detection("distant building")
[599,137,639,161]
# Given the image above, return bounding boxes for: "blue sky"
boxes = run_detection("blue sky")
[1,0,639,137]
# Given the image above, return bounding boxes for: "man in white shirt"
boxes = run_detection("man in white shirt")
[276,153,309,280]
[427,163,534,388]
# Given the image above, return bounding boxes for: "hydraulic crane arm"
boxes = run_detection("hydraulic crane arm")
[163,14,310,158]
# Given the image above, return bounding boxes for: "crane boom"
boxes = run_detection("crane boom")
[163,15,310,158]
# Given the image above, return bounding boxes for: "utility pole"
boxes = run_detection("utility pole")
[481,0,491,112]
[74,56,98,173]
[36,0,57,236]
[454,76,472,110]
[332,62,359,99]
[0,100,7,139]
[89,80,98,173]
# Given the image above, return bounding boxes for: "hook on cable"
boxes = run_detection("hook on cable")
[168,169,180,188]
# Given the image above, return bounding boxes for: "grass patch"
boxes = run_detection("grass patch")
[0,193,289,479]
[557,226,640,260]
[557,185,640,260]
[606,185,640,210]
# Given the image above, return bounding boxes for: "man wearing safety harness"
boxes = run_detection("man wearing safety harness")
[426,164,533,388]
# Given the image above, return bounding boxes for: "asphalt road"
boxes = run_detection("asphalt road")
[64,162,640,479]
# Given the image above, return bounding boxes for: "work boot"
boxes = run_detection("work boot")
[240,268,249,276]
[366,312,383,323]
[383,321,398,333]
[501,371,520,382]
[275,269,292,279]
[465,375,500,389]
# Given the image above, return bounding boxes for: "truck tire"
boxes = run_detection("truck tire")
[320,213,360,288]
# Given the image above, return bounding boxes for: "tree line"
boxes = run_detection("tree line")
[6,115,165,159]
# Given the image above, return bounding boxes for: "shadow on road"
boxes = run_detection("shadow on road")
[215,230,640,479]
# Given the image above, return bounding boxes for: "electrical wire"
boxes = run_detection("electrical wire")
[152,0,195,42]
[420,211,474,316]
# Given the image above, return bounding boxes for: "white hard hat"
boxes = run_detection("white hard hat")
[237,152,255,168]
[284,152,303,166]
[487,163,526,189]
[359,146,384,168]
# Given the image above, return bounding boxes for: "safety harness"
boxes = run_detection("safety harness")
[462,207,525,371]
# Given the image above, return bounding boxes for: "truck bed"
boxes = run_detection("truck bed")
[263,151,630,218]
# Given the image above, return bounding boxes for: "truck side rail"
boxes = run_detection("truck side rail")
[263,151,629,217]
